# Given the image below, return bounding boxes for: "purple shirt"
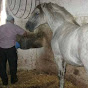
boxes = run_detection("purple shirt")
[0,22,25,48]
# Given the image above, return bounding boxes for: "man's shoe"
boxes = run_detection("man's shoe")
[11,77,18,84]
[2,79,8,86]
[3,81,8,86]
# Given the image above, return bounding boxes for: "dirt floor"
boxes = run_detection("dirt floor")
[0,70,78,88]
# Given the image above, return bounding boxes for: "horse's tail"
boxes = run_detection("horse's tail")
[79,24,88,72]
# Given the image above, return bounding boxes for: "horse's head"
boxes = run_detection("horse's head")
[25,3,79,32]
[25,4,47,32]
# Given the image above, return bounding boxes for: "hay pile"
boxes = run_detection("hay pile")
[0,70,77,88]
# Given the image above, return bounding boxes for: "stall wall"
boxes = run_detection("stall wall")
[7,0,88,26]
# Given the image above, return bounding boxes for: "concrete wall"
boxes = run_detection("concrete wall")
[7,0,88,26]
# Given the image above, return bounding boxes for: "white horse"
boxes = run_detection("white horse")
[25,2,88,88]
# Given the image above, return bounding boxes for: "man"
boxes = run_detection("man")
[0,15,27,85]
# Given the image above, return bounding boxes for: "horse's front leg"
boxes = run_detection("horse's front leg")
[55,57,66,88]
[51,38,66,88]
[59,60,66,88]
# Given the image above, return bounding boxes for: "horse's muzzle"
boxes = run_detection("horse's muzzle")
[25,21,36,32]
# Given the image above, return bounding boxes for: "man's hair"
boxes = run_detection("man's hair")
[6,15,14,22]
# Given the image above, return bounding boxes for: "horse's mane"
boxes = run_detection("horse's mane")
[41,3,79,25]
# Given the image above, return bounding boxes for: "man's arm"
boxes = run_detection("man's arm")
[23,31,27,37]
[14,24,28,36]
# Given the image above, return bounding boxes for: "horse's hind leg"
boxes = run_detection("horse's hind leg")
[55,56,66,88]
[59,60,66,88]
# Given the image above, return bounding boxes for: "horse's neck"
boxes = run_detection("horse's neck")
[44,8,65,35]
[53,22,79,36]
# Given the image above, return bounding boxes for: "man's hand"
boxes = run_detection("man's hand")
[23,31,27,37]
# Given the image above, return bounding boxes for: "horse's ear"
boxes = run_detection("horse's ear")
[41,3,49,13]
[48,2,52,5]
[42,3,47,8]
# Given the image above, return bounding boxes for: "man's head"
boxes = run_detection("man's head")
[6,15,14,23]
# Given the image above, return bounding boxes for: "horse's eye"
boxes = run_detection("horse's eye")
[35,12,39,15]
